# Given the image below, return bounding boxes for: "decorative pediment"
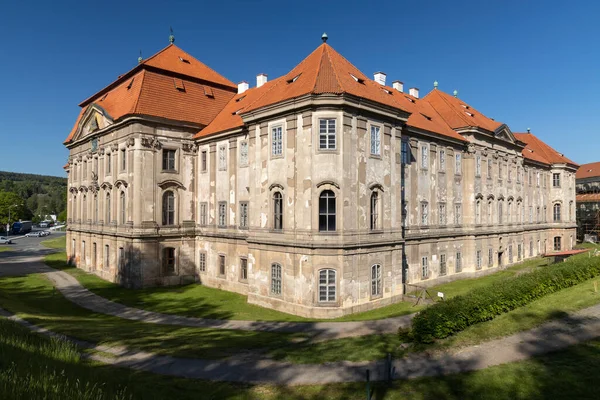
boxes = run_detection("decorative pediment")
[487,194,495,200]
[114,179,128,189]
[100,182,113,190]
[475,193,484,200]
[269,183,284,191]
[73,104,114,142]
[69,187,78,194]
[497,194,505,201]
[78,186,88,192]
[507,195,514,202]
[516,196,523,203]
[494,124,517,144]
[157,179,185,190]
[316,180,340,190]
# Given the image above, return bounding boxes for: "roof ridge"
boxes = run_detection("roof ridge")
[430,89,472,127]
[322,44,343,93]
[131,70,146,114]
[140,44,173,66]
[310,45,325,92]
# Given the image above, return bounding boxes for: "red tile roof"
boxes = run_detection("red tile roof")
[65,44,236,144]
[423,89,504,133]
[577,193,600,202]
[514,132,578,167]
[577,162,600,179]
[197,43,465,142]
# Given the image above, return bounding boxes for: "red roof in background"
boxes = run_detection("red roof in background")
[514,132,578,167]
[423,89,504,133]
[198,43,465,142]
[577,193,600,202]
[577,162,600,179]
[65,44,236,144]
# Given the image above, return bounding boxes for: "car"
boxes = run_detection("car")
[0,236,12,244]
[25,232,42,238]
[41,231,51,236]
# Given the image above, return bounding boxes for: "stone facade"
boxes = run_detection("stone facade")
[65,41,577,318]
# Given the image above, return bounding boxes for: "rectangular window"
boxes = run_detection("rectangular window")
[240,257,248,281]
[218,202,226,227]
[239,141,248,166]
[454,204,462,225]
[106,153,112,174]
[476,250,482,270]
[272,125,283,156]
[553,173,561,187]
[198,252,206,272]
[499,163,503,179]
[201,150,207,172]
[517,167,521,183]
[475,155,481,177]
[420,144,428,169]
[528,169,532,186]
[421,202,428,225]
[488,248,493,267]
[163,248,175,273]
[92,243,97,268]
[370,125,381,156]
[319,118,336,150]
[218,146,227,170]
[81,241,86,263]
[529,241,533,257]
[536,171,540,186]
[439,203,446,225]
[455,153,462,174]
[440,254,447,276]
[218,254,226,276]
[371,264,382,296]
[455,252,462,272]
[239,202,248,228]
[554,236,561,251]
[162,149,176,171]
[487,158,492,178]
[121,149,126,171]
[518,244,522,261]
[498,202,503,223]
[421,256,428,278]
[83,160,87,179]
[119,247,124,271]
[271,263,282,295]
[439,148,446,172]
[529,206,533,223]
[401,140,409,165]
[200,203,207,226]
[104,244,109,270]
[509,245,513,263]
[508,166,512,182]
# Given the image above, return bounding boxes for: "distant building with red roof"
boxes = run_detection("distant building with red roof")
[64,34,578,318]
[576,161,600,242]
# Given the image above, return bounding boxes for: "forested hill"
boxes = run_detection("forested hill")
[0,171,67,223]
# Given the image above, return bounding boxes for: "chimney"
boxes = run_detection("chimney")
[238,81,249,94]
[409,87,419,98]
[374,72,386,85]
[392,80,404,93]
[256,73,268,88]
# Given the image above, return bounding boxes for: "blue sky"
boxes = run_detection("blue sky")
[1,0,598,177]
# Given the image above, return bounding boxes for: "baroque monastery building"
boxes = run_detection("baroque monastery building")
[64,35,577,318]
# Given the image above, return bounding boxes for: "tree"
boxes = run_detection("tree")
[0,191,27,226]
[57,209,67,222]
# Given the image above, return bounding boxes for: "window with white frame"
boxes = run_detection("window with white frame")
[439,148,446,171]
[455,252,462,272]
[455,153,462,174]
[476,250,482,270]
[370,125,381,156]
[218,201,227,227]
[371,264,382,296]
[488,248,493,267]
[162,191,175,225]
[553,173,561,187]
[319,118,336,150]
[421,202,428,225]
[475,155,481,177]
[198,252,206,272]
[318,269,336,302]
[420,144,428,169]
[239,141,248,166]
[421,256,429,278]
[162,149,175,171]
[271,263,282,295]
[239,202,248,228]
[319,190,336,232]
[271,125,283,156]
[200,202,207,226]
[218,145,227,170]
[440,254,447,275]
[454,204,462,225]
[273,192,283,230]
[553,203,561,222]
[439,203,446,225]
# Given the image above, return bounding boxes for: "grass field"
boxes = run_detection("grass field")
[3,313,600,400]
[0,246,10,253]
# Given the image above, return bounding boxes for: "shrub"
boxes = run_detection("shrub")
[411,255,600,343]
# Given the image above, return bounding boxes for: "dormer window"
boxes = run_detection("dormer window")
[173,79,185,92]
[126,78,134,90]
[204,86,214,97]
[178,56,190,64]
[350,74,365,84]
[287,74,301,84]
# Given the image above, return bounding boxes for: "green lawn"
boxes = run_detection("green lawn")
[0,246,10,252]
[41,236,66,250]
[3,313,600,400]
[0,272,307,361]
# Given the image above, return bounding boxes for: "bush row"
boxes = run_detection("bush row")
[411,254,600,343]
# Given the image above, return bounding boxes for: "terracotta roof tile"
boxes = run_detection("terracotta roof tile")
[514,132,578,167]
[576,162,600,179]
[576,193,600,202]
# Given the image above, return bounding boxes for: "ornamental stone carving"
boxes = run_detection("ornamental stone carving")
[110,144,118,152]
[182,143,197,153]
[467,143,476,154]
[126,137,136,148]
[141,136,162,150]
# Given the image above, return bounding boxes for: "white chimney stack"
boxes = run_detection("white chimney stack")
[237,81,249,94]
[409,87,419,98]
[374,72,386,85]
[392,80,404,93]
[256,73,268,88]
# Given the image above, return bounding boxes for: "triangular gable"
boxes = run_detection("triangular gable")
[494,124,517,144]
[71,104,114,142]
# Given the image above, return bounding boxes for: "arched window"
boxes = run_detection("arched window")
[553,203,561,222]
[371,264,382,296]
[273,192,283,230]
[319,190,336,232]
[73,194,77,220]
[120,191,126,224]
[163,247,175,274]
[319,269,336,302]
[370,192,379,230]
[498,201,503,224]
[105,192,111,223]
[162,191,175,225]
[271,263,282,295]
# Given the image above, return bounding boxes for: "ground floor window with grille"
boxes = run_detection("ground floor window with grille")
[240,257,248,281]
[198,252,206,272]
[271,263,282,295]
[488,248,493,267]
[219,255,226,276]
[440,254,447,276]
[554,236,562,251]
[455,252,462,272]
[476,250,482,270]
[319,269,336,302]
[421,257,428,278]
[163,248,175,274]
[104,245,109,270]
[371,264,382,296]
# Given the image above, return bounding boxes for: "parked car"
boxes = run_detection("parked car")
[41,231,51,236]
[25,231,42,238]
[0,236,12,244]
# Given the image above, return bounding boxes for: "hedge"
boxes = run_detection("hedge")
[411,254,600,343]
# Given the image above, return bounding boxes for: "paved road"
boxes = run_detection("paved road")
[0,232,64,275]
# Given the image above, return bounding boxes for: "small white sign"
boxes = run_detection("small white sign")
[437,292,444,298]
